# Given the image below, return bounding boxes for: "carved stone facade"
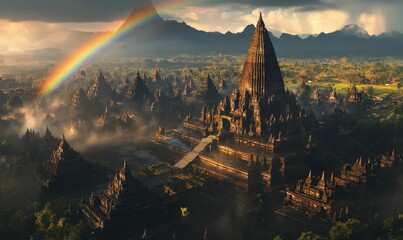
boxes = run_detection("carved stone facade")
[379,150,397,168]
[80,161,158,238]
[88,71,114,105]
[239,13,285,97]
[286,151,400,219]
[125,70,150,104]
[197,74,220,104]
[334,157,373,189]
[69,88,92,115]
[97,107,135,129]
[196,15,314,142]
[37,136,92,191]
[286,171,336,215]
[199,88,313,141]
[39,127,61,163]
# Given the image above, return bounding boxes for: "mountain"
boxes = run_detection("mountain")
[59,2,403,58]
[335,24,370,38]
[101,2,252,57]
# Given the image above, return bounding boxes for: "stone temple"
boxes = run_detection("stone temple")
[37,135,93,192]
[239,13,285,98]
[153,14,316,193]
[80,161,160,239]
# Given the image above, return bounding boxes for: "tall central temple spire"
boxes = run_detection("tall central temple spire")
[239,12,285,97]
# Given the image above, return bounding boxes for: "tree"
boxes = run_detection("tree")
[329,218,367,240]
[298,231,323,240]
[32,200,83,239]
[64,221,91,240]
[382,215,403,240]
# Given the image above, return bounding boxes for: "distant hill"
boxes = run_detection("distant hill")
[62,2,403,58]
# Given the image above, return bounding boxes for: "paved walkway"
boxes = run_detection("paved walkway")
[174,135,217,169]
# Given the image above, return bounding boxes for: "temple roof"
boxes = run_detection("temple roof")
[239,12,285,97]
[125,70,149,101]
[70,88,91,112]
[88,70,114,102]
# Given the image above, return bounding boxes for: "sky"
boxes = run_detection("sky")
[0,0,401,54]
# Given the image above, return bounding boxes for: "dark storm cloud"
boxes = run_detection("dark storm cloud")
[0,0,150,22]
[184,0,327,8]
[0,0,333,23]
[296,3,337,12]
[221,0,401,5]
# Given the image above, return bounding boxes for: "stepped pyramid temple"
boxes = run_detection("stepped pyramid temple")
[125,70,150,104]
[69,88,92,116]
[37,136,92,191]
[39,127,61,163]
[88,71,114,105]
[80,161,159,238]
[153,14,315,193]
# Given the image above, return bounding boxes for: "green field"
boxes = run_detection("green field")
[285,80,402,97]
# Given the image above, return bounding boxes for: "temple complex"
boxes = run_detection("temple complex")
[37,136,93,192]
[80,161,159,238]
[285,151,400,220]
[153,14,315,193]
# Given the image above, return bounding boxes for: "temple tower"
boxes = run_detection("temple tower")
[239,13,285,98]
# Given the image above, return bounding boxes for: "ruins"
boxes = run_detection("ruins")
[37,136,93,192]
[285,171,336,216]
[80,161,159,238]
[88,71,115,105]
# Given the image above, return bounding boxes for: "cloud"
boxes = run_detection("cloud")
[183,11,199,21]
[0,20,123,54]
[173,7,351,34]
[359,13,386,35]
[0,20,69,53]
[0,0,150,22]
[241,9,350,35]
[171,7,245,33]
[159,0,403,34]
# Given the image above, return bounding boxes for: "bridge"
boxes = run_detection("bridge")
[174,135,217,169]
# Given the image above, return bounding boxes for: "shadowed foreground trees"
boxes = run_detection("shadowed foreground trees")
[0,199,90,240]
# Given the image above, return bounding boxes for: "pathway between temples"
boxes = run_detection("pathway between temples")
[174,135,217,169]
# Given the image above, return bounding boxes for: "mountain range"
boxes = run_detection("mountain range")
[31,2,403,59]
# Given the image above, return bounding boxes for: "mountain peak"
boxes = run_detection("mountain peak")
[119,1,163,31]
[244,24,255,31]
[339,24,370,38]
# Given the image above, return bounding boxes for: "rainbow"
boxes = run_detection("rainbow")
[39,0,193,97]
